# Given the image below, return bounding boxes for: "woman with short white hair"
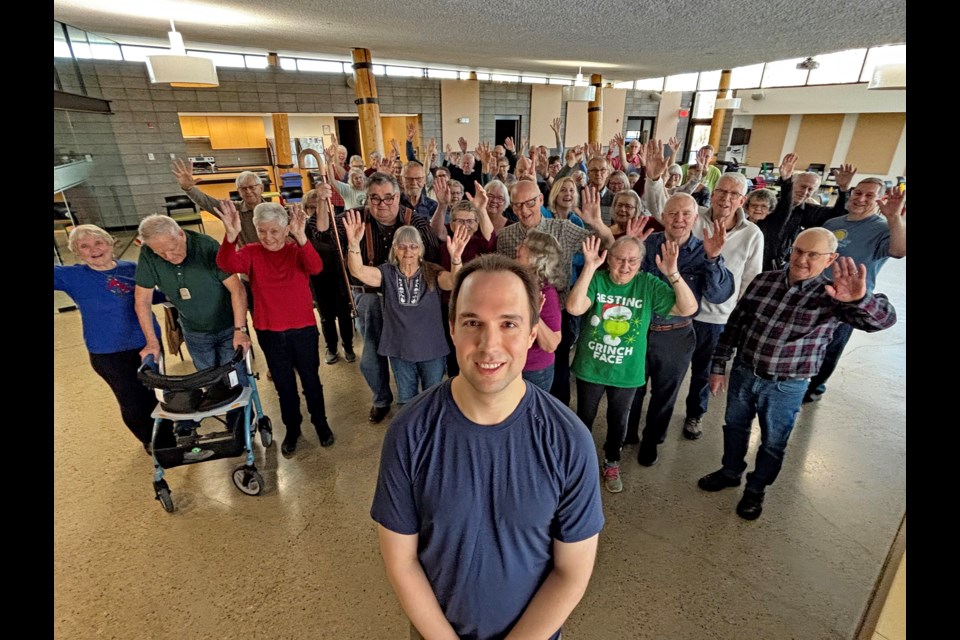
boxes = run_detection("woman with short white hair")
[215,199,335,456]
[54,224,169,454]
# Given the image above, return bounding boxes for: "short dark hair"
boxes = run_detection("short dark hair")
[548,155,561,165]
[449,254,540,328]
[366,171,399,193]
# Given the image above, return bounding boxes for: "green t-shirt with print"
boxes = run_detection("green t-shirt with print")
[571,270,676,388]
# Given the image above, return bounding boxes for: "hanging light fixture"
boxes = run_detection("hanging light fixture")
[562,67,596,102]
[146,20,219,88]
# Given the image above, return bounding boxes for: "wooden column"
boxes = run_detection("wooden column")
[272,113,292,187]
[588,74,603,144]
[351,48,385,166]
[708,69,733,153]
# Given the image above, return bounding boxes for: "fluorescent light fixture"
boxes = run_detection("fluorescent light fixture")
[146,20,218,87]
[867,63,906,90]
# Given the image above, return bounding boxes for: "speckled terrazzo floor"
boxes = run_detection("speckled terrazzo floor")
[53,215,905,639]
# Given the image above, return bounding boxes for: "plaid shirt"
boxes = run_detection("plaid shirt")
[495,218,596,293]
[711,269,896,379]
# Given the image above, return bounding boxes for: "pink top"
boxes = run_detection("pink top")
[524,284,561,372]
[216,239,323,332]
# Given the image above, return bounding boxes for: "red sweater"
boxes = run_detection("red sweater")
[217,239,323,332]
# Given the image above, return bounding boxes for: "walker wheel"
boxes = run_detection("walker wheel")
[156,487,175,513]
[233,466,264,496]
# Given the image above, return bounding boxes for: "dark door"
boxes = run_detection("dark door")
[335,118,361,158]
[494,116,521,146]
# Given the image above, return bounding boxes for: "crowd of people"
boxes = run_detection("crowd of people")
[55,124,905,639]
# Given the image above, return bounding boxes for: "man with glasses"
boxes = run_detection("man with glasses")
[758,154,855,270]
[496,179,615,405]
[698,228,897,520]
[316,172,440,424]
[173,161,265,247]
[679,172,764,440]
[803,178,906,403]
[399,161,437,220]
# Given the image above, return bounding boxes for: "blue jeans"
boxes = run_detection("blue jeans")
[181,326,236,371]
[720,361,809,494]
[389,356,446,405]
[354,291,393,408]
[523,364,555,392]
[684,320,726,420]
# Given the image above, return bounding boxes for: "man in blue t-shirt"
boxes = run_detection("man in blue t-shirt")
[804,177,906,403]
[370,254,604,640]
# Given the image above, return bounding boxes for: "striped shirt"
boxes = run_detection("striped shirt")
[711,269,896,379]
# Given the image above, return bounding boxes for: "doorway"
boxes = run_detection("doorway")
[494,116,521,146]
[625,117,656,145]
[335,118,361,159]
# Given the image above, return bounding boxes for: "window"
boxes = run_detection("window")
[692,92,717,119]
[697,70,722,91]
[188,51,246,68]
[522,76,547,84]
[548,77,573,85]
[279,57,297,71]
[635,77,665,91]
[761,58,809,88]
[386,66,423,77]
[120,45,166,62]
[665,72,699,92]
[428,69,458,79]
[613,80,635,89]
[297,59,348,73]
[729,64,765,89]
[244,55,269,69]
[860,44,906,82]
[491,73,519,83]
[806,49,867,85]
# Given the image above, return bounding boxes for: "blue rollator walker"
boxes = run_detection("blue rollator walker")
[138,347,273,512]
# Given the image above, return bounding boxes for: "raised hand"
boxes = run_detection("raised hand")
[458,136,469,152]
[213,199,242,242]
[343,209,365,246]
[520,136,529,157]
[446,222,472,262]
[634,141,647,168]
[465,180,487,211]
[666,136,681,160]
[433,175,450,206]
[587,141,603,159]
[377,156,393,173]
[613,132,625,150]
[580,185,602,224]
[445,142,453,155]
[645,139,668,180]
[390,138,401,157]
[572,145,584,162]
[834,163,857,190]
[172,158,197,190]
[503,136,516,152]
[581,236,607,271]
[550,117,562,135]
[624,215,654,241]
[654,239,680,276]
[288,203,308,244]
[779,153,799,180]
[427,137,437,157]
[825,257,867,302]
[702,220,727,258]
[406,122,417,141]
[878,187,906,221]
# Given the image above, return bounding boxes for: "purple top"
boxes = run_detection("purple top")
[524,284,561,372]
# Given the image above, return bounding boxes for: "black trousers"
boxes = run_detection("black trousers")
[257,326,331,441]
[311,273,354,353]
[89,348,164,446]
[549,310,578,406]
[576,379,639,463]
[626,324,696,447]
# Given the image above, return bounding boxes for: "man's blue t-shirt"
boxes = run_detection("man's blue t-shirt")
[821,214,891,294]
[371,380,604,640]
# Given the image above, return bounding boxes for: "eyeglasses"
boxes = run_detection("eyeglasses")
[790,246,835,260]
[587,168,607,174]
[451,218,477,226]
[486,195,506,202]
[713,188,744,199]
[515,196,541,211]
[395,243,420,251]
[403,175,425,182]
[747,203,770,211]
[615,204,637,211]
[608,256,641,267]
[238,185,261,192]
[369,194,397,206]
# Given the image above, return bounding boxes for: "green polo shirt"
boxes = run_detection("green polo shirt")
[135,230,234,334]
[681,163,723,192]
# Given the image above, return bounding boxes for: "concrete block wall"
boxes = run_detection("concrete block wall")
[55,57,695,227]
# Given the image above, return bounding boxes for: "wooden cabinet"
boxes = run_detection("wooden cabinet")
[179,115,210,137]
[208,116,266,149]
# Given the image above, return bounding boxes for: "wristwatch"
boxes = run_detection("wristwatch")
[235,326,248,333]
[669,272,682,284]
